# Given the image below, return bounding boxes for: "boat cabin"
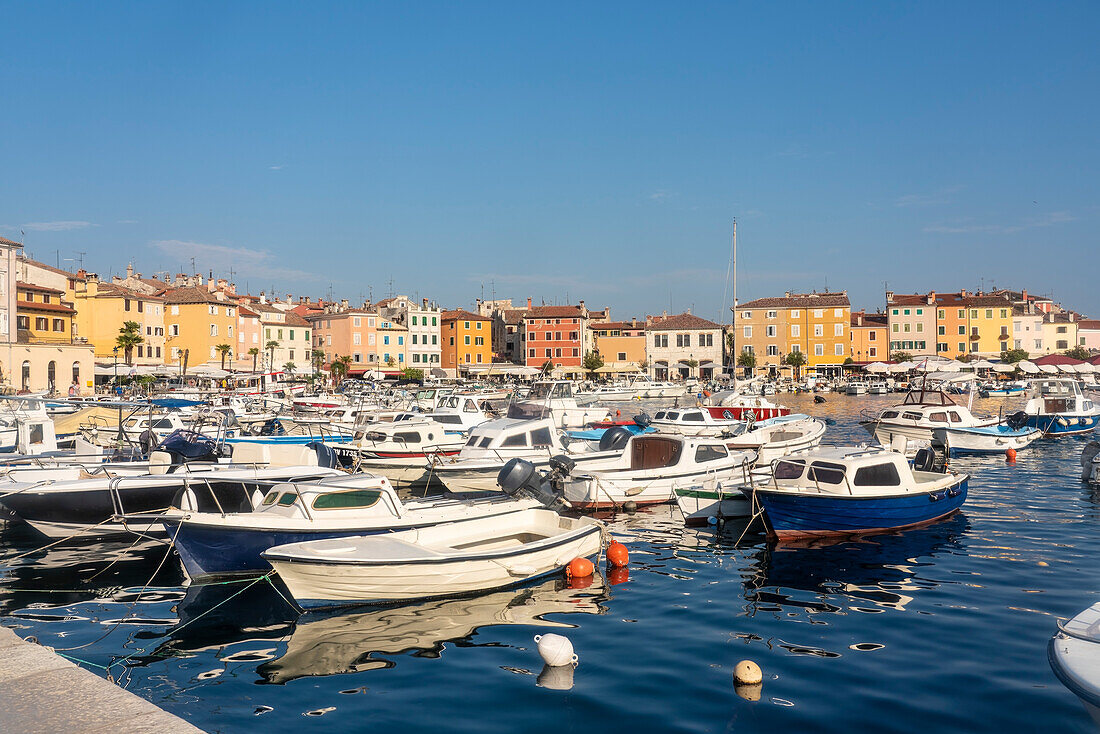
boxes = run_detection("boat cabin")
[766,447,930,496]
[457,418,560,458]
[255,476,403,520]
[1025,379,1090,414]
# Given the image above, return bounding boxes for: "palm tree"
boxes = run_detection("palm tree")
[330,354,353,386]
[115,321,144,366]
[265,340,280,372]
[283,361,296,375]
[216,343,232,371]
[248,347,260,373]
[311,348,325,372]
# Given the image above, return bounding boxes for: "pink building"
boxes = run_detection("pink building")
[1078,319,1100,353]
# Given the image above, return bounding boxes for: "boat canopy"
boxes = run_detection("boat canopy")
[901,389,956,406]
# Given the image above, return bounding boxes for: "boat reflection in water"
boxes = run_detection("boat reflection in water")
[742,513,969,613]
[258,574,611,683]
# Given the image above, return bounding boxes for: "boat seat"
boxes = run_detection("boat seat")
[351,536,450,561]
[149,450,172,475]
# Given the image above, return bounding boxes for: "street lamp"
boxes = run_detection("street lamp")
[112,346,119,389]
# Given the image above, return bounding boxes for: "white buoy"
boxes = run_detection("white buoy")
[536,663,575,690]
[734,659,762,685]
[534,634,577,667]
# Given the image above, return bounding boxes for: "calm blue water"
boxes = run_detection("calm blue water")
[2,394,1098,733]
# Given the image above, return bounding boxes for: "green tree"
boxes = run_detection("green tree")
[736,350,756,368]
[1000,348,1029,363]
[636,359,648,372]
[890,351,913,363]
[329,354,352,386]
[115,321,144,366]
[265,340,280,371]
[784,350,808,380]
[248,347,260,373]
[1065,345,1091,360]
[401,367,424,381]
[843,356,855,365]
[582,350,604,376]
[540,360,555,375]
[215,343,232,371]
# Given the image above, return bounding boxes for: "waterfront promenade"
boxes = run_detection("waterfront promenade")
[0,625,204,734]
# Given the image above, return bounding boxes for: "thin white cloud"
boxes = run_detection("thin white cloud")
[924,210,1077,235]
[151,239,324,282]
[894,185,963,208]
[268,165,285,171]
[117,219,139,225]
[20,221,97,232]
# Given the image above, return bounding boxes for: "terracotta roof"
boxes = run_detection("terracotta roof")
[17,256,82,279]
[284,312,310,327]
[16,281,63,295]
[934,293,1012,308]
[887,294,935,306]
[1032,354,1083,365]
[442,309,489,322]
[17,300,75,314]
[850,312,888,327]
[162,286,224,305]
[502,308,529,324]
[239,305,260,318]
[84,282,164,301]
[591,321,645,331]
[738,293,851,310]
[0,236,20,247]
[647,312,722,331]
[1077,320,1100,330]
[522,305,584,319]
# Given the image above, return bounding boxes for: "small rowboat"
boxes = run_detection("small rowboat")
[263,508,603,609]
[1049,602,1100,724]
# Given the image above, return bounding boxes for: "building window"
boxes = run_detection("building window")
[210,324,218,336]
[869,347,877,357]
[742,311,752,319]
[814,344,824,356]
[791,310,800,318]
[766,325,776,338]
[124,299,131,311]
[791,325,800,337]
[766,310,776,319]
[743,326,752,338]
[814,324,823,337]
[35,317,48,330]
[16,315,28,330]
[869,332,876,341]
[766,345,779,356]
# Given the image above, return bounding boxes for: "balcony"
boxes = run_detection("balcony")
[17,330,89,346]
[969,333,981,341]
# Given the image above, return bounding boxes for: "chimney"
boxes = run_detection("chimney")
[885,291,894,304]
[76,268,87,278]
[341,298,349,310]
[286,293,292,303]
[527,297,532,309]
[960,289,968,297]
[928,290,936,304]
[1021,288,1028,303]
[207,276,215,291]
[125,263,134,278]
[259,291,267,304]
[423,297,429,309]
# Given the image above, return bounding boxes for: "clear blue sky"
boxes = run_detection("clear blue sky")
[2,2,1097,321]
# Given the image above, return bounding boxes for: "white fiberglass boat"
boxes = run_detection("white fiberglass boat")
[860,388,999,446]
[263,508,603,608]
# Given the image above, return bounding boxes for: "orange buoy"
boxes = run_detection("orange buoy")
[606,541,629,568]
[566,557,594,578]
[567,574,594,589]
[607,567,630,586]
[616,410,622,417]
[1006,448,1017,462]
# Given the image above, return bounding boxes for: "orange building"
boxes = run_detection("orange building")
[591,319,647,372]
[441,309,492,375]
[849,310,888,363]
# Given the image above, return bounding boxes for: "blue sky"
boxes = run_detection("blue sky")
[2,2,1097,322]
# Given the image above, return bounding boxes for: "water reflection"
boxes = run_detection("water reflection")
[258,575,610,683]
[743,513,970,613]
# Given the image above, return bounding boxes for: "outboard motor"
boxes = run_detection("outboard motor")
[814,395,827,404]
[497,458,568,509]
[599,426,634,452]
[1005,411,1030,431]
[633,413,651,429]
[913,446,949,474]
[155,429,220,468]
[1081,440,1100,483]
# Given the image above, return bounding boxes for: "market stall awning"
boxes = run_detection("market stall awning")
[865,362,890,373]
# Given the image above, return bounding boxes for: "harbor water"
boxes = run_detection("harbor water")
[1,394,1098,732]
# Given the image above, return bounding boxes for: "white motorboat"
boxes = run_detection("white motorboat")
[846,381,869,395]
[868,381,890,395]
[157,474,542,580]
[931,416,1042,456]
[722,415,827,463]
[860,388,1000,447]
[559,432,756,509]
[1049,602,1100,724]
[628,375,688,399]
[507,381,610,428]
[263,508,604,608]
[649,403,795,437]
[1019,379,1100,436]
[429,417,621,494]
[328,418,467,487]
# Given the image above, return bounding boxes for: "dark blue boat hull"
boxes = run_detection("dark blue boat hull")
[752,477,968,540]
[1024,414,1100,436]
[168,521,400,581]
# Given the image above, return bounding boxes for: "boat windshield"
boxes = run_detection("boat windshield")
[1033,380,1079,398]
[773,459,805,479]
[527,382,572,400]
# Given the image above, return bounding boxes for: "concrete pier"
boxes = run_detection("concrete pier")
[0,625,205,734]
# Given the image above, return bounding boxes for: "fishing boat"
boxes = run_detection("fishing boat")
[263,508,603,609]
[1019,379,1100,435]
[429,417,628,494]
[1049,602,1100,724]
[327,417,468,487]
[745,445,968,540]
[860,388,1000,446]
[558,433,756,509]
[507,380,610,428]
[979,382,1027,398]
[868,381,890,395]
[156,475,542,581]
[931,413,1042,456]
[628,374,688,399]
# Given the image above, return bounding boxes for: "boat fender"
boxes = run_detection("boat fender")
[566,557,593,578]
[171,487,199,512]
[1058,417,1069,427]
[534,634,577,667]
[1005,448,1017,462]
[606,541,629,568]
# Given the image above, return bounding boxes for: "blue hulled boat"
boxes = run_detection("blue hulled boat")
[1020,379,1100,436]
[746,446,968,540]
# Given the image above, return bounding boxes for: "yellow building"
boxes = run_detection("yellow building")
[932,293,1013,358]
[441,309,492,375]
[734,292,851,374]
[164,287,237,367]
[849,310,888,363]
[70,276,166,364]
[591,320,647,372]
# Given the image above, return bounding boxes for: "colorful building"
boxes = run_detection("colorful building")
[1042,312,1079,353]
[441,309,492,375]
[377,295,442,369]
[885,292,936,357]
[307,308,381,375]
[1078,320,1100,353]
[591,319,647,373]
[849,310,888,363]
[646,311,723,380]
[735,292,851,374]
[71,276,166,365]
[522,303,587,372]
[933,293,1013,358]
[163,287,237,367]
[377,317,409,368]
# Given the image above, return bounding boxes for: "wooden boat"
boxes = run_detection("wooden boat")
[1049,602,1100,724]
[746,446,968,540]
[263,508,603,608]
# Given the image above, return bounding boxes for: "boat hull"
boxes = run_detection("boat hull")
[752,477,968,540]
[266,526,602,608]
[673,485,752,525]
[1049,602,1100,723]
[931,426,1043,456]
[1024,414,1100,436]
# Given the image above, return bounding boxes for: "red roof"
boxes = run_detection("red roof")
[17,300,75,314]
[1032,354,1083,365]
[442,309,489,322]
[647,312,722,331]
[523,306,584,319]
